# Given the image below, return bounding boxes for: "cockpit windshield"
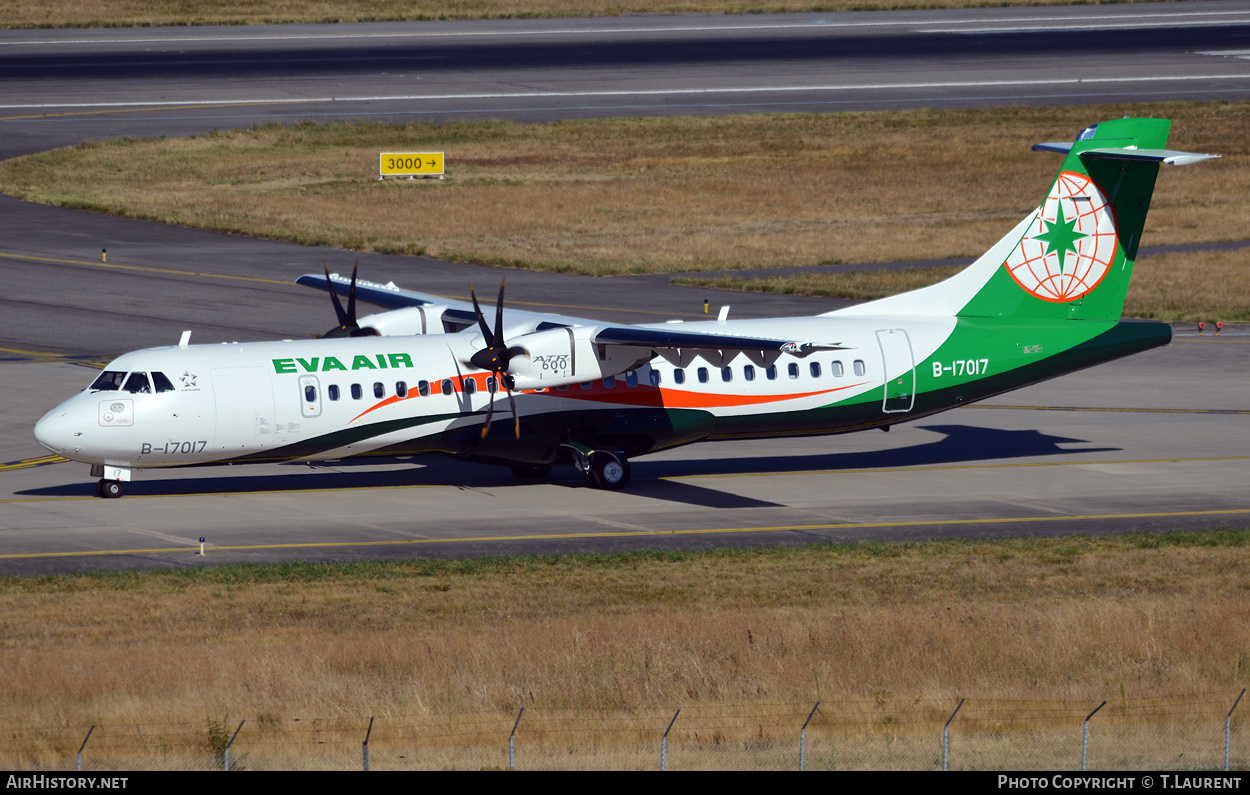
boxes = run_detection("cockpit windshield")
[122,373,151,394]
[88,370,176,394]
[89,371,126,392]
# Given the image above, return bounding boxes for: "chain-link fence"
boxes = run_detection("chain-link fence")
[5,691,1245,771]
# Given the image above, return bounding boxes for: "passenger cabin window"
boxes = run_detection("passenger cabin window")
[123,372,151,394]
[304,384,317,403]
[418,380,430,397]
[150,372,176,393]
[441,379,453,396]
[487,377,498,394]
[721,367,732,383]
[557,384,569,391]
[674,369,685,385]
[373,382,385,399]
[465,378,477,395]
[395,381,408,398]
[626,371,638,388]
[351,383,363,400]
[744,365,756,381]
[766,365,777,380]
[697,367,709,384]
[603,376,615,389]
[831,361,844,378]
[328,385,340,401]
[788,363,799,379]
[648,370,660,386]
[89,371,126,392]
[810,362,822,378]
[580,381,592,390]
[854,359,866,376]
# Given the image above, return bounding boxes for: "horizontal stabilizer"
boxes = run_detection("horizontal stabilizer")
[593,326,843,353]
[1080,147,1220,166]
[1031,142,1219,166]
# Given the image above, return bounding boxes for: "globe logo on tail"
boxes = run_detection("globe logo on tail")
[1004,170,1118,302]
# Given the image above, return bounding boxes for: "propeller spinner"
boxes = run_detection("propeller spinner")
[320,260,379,338]
[468,280,527,439]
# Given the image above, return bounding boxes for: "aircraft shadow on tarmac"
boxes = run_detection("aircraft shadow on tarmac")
[19,424,1115,508]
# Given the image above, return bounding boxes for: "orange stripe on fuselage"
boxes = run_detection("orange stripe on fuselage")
[345,373,870,424]
[545,381,869,409]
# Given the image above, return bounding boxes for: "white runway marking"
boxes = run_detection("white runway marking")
[4,73,1250,111]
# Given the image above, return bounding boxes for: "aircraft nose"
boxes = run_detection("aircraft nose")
[34,406,78,455]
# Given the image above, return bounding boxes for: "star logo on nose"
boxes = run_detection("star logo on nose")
[180,371,197,388]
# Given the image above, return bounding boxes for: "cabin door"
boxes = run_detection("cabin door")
[876,329,916,414]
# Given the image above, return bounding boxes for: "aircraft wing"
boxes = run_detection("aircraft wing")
[297,272,841,355]
[591,326,844,353]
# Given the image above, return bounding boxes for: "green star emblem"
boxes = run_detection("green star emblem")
[1032,201,1087,272]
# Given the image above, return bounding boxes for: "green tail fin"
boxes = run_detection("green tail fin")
[956,117,1212,322]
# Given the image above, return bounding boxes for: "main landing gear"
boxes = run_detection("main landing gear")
[558,442,631,490]
[585,452,631,490]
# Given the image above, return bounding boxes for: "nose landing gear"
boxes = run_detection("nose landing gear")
[96,479,124,498]
[90,464,130,498]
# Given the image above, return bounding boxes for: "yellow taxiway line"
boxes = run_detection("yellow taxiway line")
[2,507,1249,561]
[0,454,69,472]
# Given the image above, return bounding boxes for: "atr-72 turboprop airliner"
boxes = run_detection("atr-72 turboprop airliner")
[35,118,1216,497]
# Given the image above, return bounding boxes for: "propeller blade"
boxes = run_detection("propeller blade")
[346,259,359,330]
[493,279,506,354]
[480,379,495,439]
[468,283,494,348]
[506,381,519,439]
[323,261,349,328]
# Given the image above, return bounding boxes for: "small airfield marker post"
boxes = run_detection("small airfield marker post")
[363,716,374,771]
[509,707,523,770]
[1081,701,1106,771]
[224,719,244,771]
[75,725,94,770]
[1227,688,1245,771]
[661,709,680,771]
[943,698,965,771]
[799,701,820,771]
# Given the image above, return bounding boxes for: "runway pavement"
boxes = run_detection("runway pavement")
[0,3,1247,573]
[3,2,1250,160]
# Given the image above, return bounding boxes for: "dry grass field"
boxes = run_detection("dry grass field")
[0,104,1245,322]
[3,532,1250,768]
[0,0,1166,29]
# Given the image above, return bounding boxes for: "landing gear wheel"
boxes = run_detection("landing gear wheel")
[97,479,123,499]
[585,452,630,490]
[509,463,552,480]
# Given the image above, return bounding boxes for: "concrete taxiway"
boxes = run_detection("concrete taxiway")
[3,332,1248,575]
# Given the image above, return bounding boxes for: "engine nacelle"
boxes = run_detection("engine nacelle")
[357,306,454,336]
[507,326,652,390]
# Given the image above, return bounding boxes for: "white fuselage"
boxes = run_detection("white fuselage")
[34,314,954,471]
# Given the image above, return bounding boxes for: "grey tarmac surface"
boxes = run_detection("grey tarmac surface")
[3,333,1249,576]
[0,4,1247,573]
